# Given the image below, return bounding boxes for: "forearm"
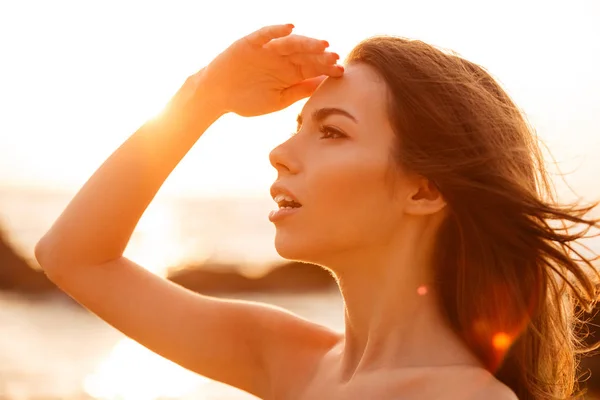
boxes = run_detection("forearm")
[35,71,223,269]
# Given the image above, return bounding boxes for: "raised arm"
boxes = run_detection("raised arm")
[34,24,342,398]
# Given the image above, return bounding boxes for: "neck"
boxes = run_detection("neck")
[330,219,482,381]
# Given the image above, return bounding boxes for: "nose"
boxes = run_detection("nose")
[269,139,297,175]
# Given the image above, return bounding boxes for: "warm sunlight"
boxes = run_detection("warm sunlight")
[492,332,512,352]
[1,1,599,399]
[1,0,598,200]
[83,338,207,400]
[125,200,187,275]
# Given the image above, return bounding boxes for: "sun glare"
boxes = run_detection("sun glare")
[83,339,207,400]
[124,199,207,276]
[1,1,599,399]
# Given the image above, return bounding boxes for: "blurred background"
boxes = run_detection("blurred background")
[0,0,599,398]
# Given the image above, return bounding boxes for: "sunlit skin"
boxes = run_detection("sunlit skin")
[34,25,517,399]
[268,64,510,396]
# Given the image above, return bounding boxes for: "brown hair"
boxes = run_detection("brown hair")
[347,37,600,399]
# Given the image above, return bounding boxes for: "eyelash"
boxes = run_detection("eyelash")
[291,125,346,140]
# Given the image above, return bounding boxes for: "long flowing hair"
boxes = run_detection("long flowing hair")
[347,37,600,399]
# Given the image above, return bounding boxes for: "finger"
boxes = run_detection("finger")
[245,24,294,46]
[287,52,340,67]
[280,76,327,107]
[296,63,344,81]
[264,34,329,55]
[287,53,344,80]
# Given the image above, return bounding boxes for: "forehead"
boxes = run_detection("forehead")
[301,63,390,122]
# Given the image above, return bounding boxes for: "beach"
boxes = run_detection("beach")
[0,187,344,399]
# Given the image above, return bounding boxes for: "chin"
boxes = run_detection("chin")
[273,231,310,262]
[273,231,335,267]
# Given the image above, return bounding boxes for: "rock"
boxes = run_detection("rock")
[0,219,336,297]
[0,227,57,294]
[167,261,336,294]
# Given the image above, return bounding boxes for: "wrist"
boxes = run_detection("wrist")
[188,68,228,121]
[193,67,229,119]
[160,69,226,132]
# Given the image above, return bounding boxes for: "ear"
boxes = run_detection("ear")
[404,177,446,216]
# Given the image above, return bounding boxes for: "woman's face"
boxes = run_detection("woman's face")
[269,63,414,268]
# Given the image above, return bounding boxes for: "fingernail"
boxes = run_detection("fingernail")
[287,24,295,29]
[322,40,330,48]
[332,52,340,60]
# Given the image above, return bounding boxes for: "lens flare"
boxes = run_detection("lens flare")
[492,332,512,351]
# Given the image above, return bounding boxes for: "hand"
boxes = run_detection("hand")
[198,24,344,117]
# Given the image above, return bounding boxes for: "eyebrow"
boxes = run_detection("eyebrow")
[296,107,358,126]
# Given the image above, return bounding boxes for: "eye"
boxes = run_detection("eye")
[319,125,346,139]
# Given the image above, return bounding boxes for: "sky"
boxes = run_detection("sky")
[0,0,599,199]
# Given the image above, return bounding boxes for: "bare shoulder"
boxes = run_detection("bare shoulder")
[467,381,518,400]
[401,366,518,400]
[444,368,518,400]
[264,312,343,396]
[469,382,518,400]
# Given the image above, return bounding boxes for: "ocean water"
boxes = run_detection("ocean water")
[2,187,600,399]
[0,290,344,400]
[0,187,286,274]
[0,187,345,399]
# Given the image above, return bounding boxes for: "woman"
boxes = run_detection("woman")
[35,24,600,399]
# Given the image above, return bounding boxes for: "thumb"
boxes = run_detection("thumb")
[280,76,327,107]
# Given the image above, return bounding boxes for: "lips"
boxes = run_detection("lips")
[270,183,302,207]
[269,182,303,223]
[273,194,302,209]
[268,205,301,222]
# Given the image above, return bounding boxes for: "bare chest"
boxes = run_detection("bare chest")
[289,370,429,400]
[295,379,403,400]
[282,367,501,400]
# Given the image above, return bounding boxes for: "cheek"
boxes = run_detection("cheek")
[306,155,397,248]
[272,148,401,263]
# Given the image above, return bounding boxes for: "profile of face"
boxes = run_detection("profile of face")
[269,63,435,269]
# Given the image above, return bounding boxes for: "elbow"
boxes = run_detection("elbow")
[35,234,121,283]
[34,235,65,281]
[34,235,51,268]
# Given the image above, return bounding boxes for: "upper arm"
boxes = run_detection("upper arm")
[43,256,337,398]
